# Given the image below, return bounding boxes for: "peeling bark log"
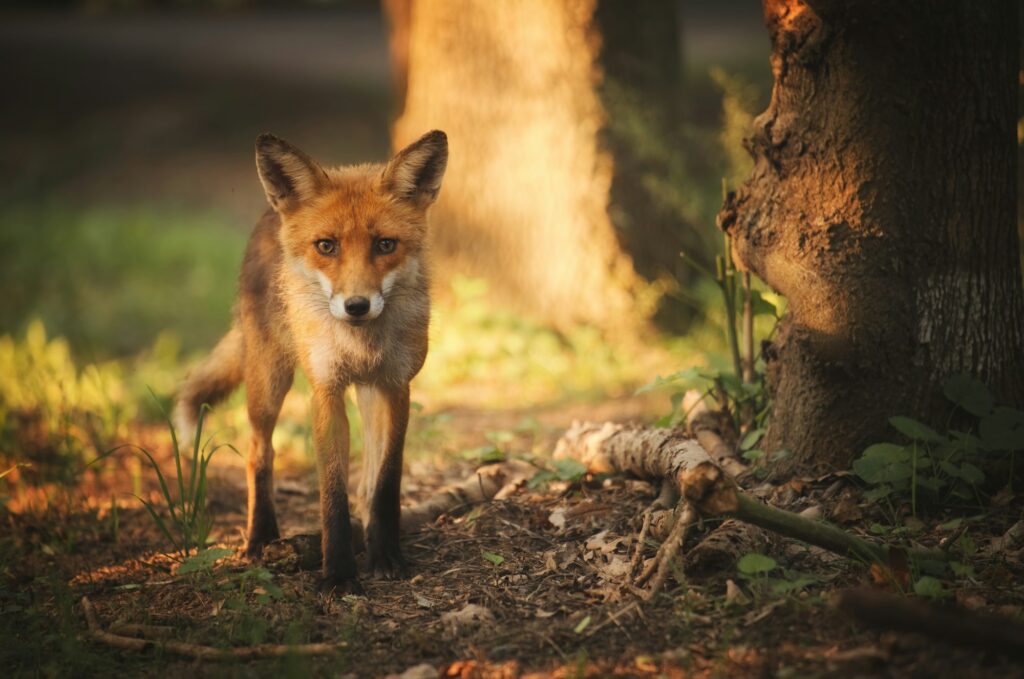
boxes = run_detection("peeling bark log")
[555,422,945,570]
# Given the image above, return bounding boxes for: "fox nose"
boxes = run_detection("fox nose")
[344,296,371,317]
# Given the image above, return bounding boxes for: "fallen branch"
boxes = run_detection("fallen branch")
[683,390,747,480]
[81,597,344,660]
[265,461,536,571]
[555,421,945,595]
[836,588,1024,659]
[683,519,771,576]
[400,459,535,532]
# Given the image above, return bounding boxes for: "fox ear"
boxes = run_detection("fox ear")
[382,130,448,207]
[255,134,328,212]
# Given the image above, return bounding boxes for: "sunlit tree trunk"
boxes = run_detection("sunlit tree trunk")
[719,0,1024,472]
[384,0,641,330]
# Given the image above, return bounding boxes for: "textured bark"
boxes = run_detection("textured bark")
[398,459,534,531]
[554,421,738,515]
[719,0,1024,472]
[385,0,641,330]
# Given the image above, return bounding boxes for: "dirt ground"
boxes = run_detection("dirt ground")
[4,401,1024,678]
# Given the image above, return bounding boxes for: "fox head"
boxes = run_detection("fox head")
[255,130,447,324]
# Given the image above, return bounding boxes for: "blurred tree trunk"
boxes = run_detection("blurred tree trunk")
[383,0,641,330]
[719,0,1024,473]
[595,0,695,330]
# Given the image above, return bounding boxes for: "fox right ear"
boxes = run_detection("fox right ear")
[382,130,448,207]
[255,134,328,212]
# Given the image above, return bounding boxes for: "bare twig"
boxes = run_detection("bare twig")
[628,509,654,578]
[638,504,698,599]
[741,271,755,385]
[81,597,346,660]
[683,390,747,479]
[108,623,174,639]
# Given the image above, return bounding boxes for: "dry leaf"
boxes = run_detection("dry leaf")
[596,555,631,581]
[441,603,495,631]
[548,508,567,529]
[725,579,749,606]
[585,529,624,555]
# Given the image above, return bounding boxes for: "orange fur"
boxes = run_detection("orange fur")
[174,130,447,592]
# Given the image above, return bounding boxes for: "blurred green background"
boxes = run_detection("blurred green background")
[0,0,779,488]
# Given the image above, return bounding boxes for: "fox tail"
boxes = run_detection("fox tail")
[172,324,245,444]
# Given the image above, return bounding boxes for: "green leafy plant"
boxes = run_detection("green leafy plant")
[528,458,589,489]
[736,552,816,597]
[481,550,505,566]
[178,546,234,574]
[912,575,949,599]
[0,321,133,483]
[641,225,784,439]
[852,374,1024,514]
[130,400,236,560]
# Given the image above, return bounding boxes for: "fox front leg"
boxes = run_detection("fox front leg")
[311,385,362,595]
[357,383,410,579]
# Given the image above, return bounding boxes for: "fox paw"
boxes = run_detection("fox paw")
[317,574,364,597]
[244,524,281,560]
[367,546,409,580]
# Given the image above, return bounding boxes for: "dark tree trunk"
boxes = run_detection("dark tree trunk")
[719,0,1024,473]
[595,0,694,330]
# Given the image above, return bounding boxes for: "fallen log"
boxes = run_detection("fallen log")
[555,421,946,596]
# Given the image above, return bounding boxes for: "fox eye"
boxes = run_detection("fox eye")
[314,239,338,256]
[376,238,397,255]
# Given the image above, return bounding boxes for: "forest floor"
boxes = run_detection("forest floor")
[4,399,1024,678]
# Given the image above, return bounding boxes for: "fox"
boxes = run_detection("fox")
[173,130,448,594]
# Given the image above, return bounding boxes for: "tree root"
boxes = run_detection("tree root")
[635,504,698,599]
[835,588,1024,659]
[81,597,345,660]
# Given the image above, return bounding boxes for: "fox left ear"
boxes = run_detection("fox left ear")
[255,133,329,213]
[382,130,448,207]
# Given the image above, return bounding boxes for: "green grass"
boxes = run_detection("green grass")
[0,202,246,358]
